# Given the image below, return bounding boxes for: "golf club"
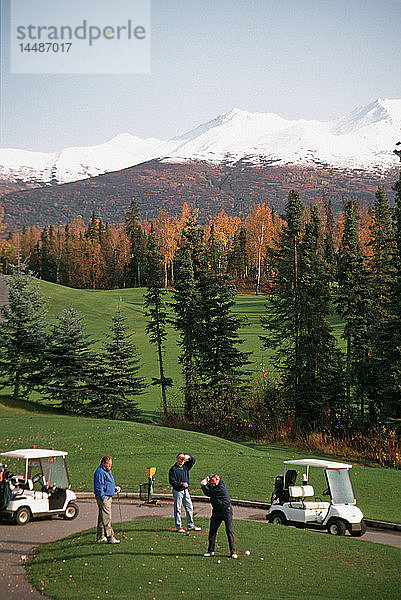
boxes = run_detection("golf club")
[208,450,244,478]
[116,491,128,539]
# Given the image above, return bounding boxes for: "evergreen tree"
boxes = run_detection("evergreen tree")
[261,190,305,422]
[378,167,401,418]
[172,219,205,419]
[337,199,372,421]
[144,235,173,417]
[365,187,396,419]
[196,268,251,390]
[262,198,344,428]
[125,198,147,287]
[296,207,344,426]
[323,195,337,281]
[388,166,401,418]
[0,266,47,400]
[40,226,57,282]
[40,307,94,413]
[229,226,248,280]
[89,304,145,420]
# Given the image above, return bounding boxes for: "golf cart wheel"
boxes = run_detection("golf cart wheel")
[64,502,79,520]
[268,511,287,525]
[327,519,346,536]
[15,506,31,526]
[350,520,367,537]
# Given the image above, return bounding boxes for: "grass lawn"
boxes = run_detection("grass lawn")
[36,281,346,419]
[1,402,400,523]
[26,517,401,600]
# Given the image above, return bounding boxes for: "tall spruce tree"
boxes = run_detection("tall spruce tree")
[172,218,205,418]
[125,198,147,287]
[229,226,248,280]
[144,235,172,417]
[382,165,401,418]
[323,195,337,282]
[366,186,396,419]
[0,266,47,400]
[40,307,94,413]
[173,216,250,420]
[337,199,372,421]
[261,190,305,422]
[261,198,344,428]
[296,207,344,426]
[89,304,145,420]
[196,267,251,390]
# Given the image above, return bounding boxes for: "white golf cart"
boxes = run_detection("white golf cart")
[0,448,79,525]
[266,458,366,536]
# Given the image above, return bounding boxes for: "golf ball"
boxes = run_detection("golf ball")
[217,560,221,563]
[245,550,251,555]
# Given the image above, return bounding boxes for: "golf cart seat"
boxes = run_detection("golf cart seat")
[289,485,314,498]
[288,485,330,509]
[19,479,34,491]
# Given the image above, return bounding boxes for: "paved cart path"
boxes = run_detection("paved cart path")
[1,498,401,600]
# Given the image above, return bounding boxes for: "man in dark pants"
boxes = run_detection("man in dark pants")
[201,473,237,558]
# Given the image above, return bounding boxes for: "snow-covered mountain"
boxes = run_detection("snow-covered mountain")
[1,98,400,185]
[0,134,175,185]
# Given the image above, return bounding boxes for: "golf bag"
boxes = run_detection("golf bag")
[0,480,11,510]
[271,474,284,504]
[271,469,297,505]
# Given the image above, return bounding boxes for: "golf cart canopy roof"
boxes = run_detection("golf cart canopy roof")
[284,458,352,469]
[0,449,68,460]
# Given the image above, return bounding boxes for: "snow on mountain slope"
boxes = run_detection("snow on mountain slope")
[1,99,400,185]
[0,134,174,184]
[167,99,401,169]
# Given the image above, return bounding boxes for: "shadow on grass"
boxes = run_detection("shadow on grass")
[0,394,58,414]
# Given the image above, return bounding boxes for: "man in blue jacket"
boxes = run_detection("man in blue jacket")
[169,453,201,533]
[94,456,121,544]
[201,473,237,558]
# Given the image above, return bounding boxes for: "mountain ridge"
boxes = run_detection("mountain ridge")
[1,98,400,186]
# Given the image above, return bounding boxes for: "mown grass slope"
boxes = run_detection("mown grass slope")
[1,402,400,522]
[37,280,345,419]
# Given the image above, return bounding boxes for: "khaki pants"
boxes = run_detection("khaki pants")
[95,495,115,540]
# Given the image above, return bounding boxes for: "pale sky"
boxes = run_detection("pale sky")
[1,0,401,151]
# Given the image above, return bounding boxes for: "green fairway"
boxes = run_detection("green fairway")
[1,404,400,523]
[35,280,345,419]
[26,518,401,600]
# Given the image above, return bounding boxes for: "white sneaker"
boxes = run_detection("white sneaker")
[96,537,107,543]
[189,526,201,531]
[231,553,238,559]
[107,537,121,544]
[203,552,215,557]
[177,528,185,533]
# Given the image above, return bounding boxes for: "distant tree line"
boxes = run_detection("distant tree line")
[1,200,283,292]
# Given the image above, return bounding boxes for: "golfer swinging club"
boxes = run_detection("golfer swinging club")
[169,453,201,533]
[201,473,237,558]
[93,455,121,544]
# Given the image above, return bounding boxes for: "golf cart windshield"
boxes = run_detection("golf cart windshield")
[29,456,70,489]
[326,468,355,505]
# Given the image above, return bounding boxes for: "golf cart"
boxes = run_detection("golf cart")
[266,458,366,536]
[0,448,79,525]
